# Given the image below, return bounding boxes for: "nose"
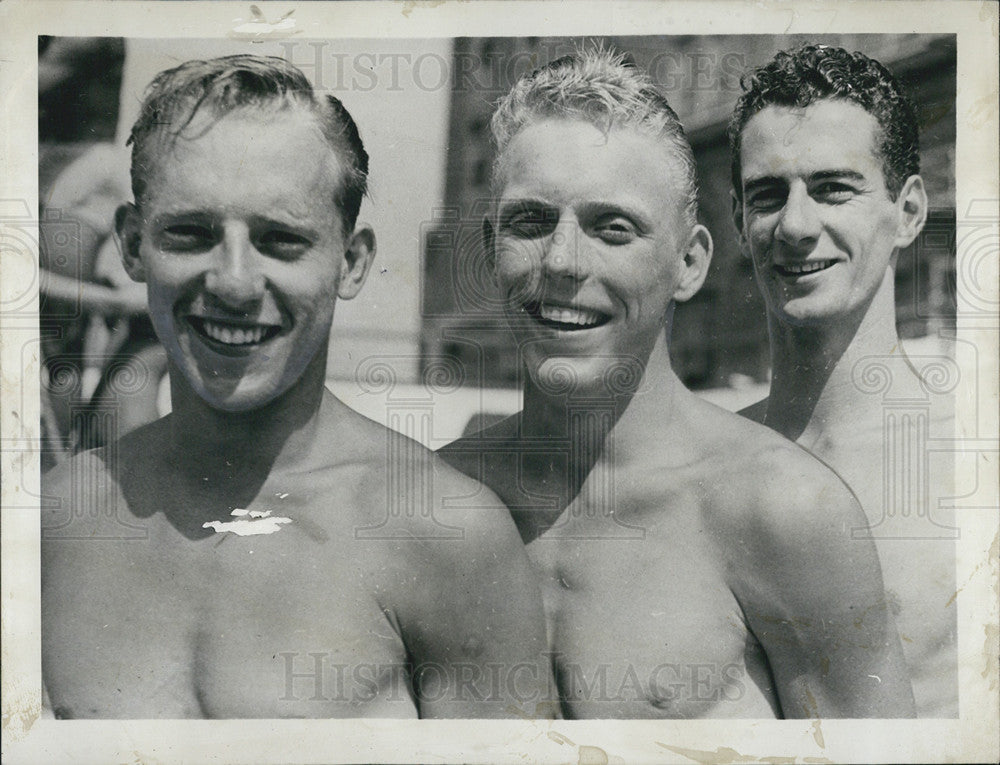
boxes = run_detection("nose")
[541,216,587,281]
[203,224,266,309]
[775,183,821,250]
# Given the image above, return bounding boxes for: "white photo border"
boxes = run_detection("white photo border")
[2,1,997,763]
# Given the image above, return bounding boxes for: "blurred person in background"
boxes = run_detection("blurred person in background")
[39,37,163,467]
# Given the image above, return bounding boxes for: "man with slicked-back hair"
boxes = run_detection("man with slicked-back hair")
[42,55,554,719]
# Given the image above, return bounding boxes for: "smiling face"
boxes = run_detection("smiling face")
[735,99,922,328]
[491,118,710,395]
[119,108,373,412]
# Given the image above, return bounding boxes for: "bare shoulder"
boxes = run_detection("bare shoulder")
[326,402,519,548]
[41,448,115,540]
[338,408,531,636]
[685,397,863,537]
[41,419,170,538]
[40,421,177,599]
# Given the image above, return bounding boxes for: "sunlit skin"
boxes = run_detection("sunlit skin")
[736,99,919,331]
[41,108,555,719]
[441,117,915,719]
[735,99,957,716]
[125,111,357,414]
[491,118,700,397]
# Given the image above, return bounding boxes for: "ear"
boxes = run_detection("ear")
[336,223,376,300]
[673,224,713,303]
[730,190,751,259]
[114,203,146,283]
[893,174,928,249]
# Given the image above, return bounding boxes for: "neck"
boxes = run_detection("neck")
[521,335,682,466]
[764,271,908,445]
[165,349,329,477]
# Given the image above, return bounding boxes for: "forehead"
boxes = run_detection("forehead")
[497,118,686,213]
[142,109,345,219]
[739,100,884,182]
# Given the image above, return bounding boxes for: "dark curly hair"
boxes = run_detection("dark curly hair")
[729,44,919,202]
[127,54,369,231]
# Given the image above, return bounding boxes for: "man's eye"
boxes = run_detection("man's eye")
[501,210,556,238]
[593,218,637,244]
[159,224,214,252]
[746,189,786,210]
[257,230,312,257]
[813,183,857,203]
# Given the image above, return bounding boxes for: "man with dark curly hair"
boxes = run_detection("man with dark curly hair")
[41,54,554,719]
[730,44,957,716]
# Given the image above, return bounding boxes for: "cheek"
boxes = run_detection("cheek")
[494,242,540,287]
[142,271,182,311]
[277,261,341,307]
[746,219,774,252]
[633,273,676,317]
[296,290,338,328]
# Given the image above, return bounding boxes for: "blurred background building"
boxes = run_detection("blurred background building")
[421,34,957,391]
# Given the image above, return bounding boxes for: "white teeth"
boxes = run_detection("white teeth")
[539,304,603,327]
[201,320,267,345]
[781,260,835,275]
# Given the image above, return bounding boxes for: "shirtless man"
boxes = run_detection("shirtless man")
[41,55,553,719]
[440,49,914,719]
[730,44,957,716]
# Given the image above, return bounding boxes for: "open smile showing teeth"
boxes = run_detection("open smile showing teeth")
[775,260,837,277]
[188,317,282,347]
[525,302,611,331]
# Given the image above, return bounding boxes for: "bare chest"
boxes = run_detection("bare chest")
[526,528,777,718]
[43,501,415,719]
[805,436,958,715]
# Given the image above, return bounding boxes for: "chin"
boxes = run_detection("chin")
[529,355,641,399]
[189,373,292,414]
[772,303,851,328]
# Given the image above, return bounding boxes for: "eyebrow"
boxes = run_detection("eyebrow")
[150,208,321,231]
[149,210,214,229]
[496,198,554,221]
[810,170,868,184]
[743,169,869,196]
[496,197,654,229]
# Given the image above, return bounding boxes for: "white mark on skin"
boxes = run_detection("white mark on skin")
[868,674,881,683]
[276,492,289,499]
[203,508,293,536]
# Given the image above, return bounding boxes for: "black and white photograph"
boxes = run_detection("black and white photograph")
[2,1,997,763]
